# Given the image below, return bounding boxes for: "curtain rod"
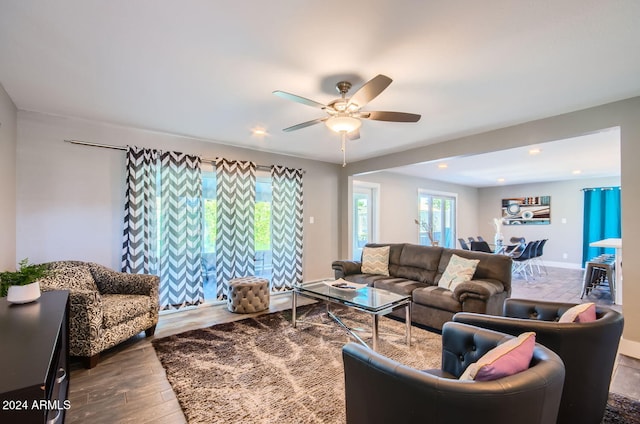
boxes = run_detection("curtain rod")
[581,186,621,191]
[64,139,287,172]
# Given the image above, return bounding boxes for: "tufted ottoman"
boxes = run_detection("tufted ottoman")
[227,276,270,313]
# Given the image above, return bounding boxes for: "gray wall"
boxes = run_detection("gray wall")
[15,111,341,280]
[478,177,621,267]
[0,84,17,270]
[341,97,640,356]
[350,171,479,246]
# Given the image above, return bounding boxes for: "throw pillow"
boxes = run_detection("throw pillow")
[460,332,536,381]
[558,302,596,323]
[361,246,390,276]
[438,254,480,290]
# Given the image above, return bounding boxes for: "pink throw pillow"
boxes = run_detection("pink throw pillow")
[460,332,536,381]
[558,302,596,323]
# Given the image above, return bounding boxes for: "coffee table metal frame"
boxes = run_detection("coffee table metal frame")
[291,280,411,351]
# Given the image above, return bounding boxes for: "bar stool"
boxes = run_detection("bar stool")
[581,256,616,302]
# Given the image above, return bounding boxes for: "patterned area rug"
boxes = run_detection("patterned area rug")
[152,304,640,424]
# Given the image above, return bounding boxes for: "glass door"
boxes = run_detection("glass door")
[352,183,378,260]
[418,190,456,248]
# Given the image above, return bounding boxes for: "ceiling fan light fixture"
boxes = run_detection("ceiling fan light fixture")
[325,116,362,133]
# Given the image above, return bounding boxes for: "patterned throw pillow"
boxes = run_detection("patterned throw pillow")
[437,254,480,291]
[558,302,596,323]
[361,246,390,276]
[459,332,536,381]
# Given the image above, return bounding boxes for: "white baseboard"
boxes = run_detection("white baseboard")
[619,337,640,360]
[544,261,583,270]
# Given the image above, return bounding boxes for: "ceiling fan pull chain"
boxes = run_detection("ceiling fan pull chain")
[341,132,347,167]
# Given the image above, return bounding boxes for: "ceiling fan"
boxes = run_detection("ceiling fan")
[273,74,421,166]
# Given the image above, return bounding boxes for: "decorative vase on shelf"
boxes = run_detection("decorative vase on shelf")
[7,281,41,304]
[494,233,504,252]
[432,240,439,247]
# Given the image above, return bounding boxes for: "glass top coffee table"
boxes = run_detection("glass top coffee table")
[292,280,411,351]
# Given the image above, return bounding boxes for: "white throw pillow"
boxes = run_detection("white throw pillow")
[361,246,390,276]
[438,254,480,290]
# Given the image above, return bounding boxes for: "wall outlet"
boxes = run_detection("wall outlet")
[562,253,568,259]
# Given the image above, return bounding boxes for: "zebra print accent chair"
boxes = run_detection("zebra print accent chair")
[39,260,159,368]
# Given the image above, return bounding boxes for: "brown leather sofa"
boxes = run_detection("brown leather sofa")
[342,322,565,424]
[453,298,624,424]
[332,243,512,330]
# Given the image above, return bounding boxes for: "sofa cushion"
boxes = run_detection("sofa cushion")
[102,294,152,328]
[373,277,428,297]
[412,286,463,313]
[40,266,99,292]
[393,244,442,284]
[361,246,390,276]
[438,254,480,290]
[459,332,536,381]
[559,302,596,323]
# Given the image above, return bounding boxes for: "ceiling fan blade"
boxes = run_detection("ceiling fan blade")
[348,129,360,140]
[273,90,327,109]
[282,117,327,132]
[347,74,393,108]
[362,111,421,122]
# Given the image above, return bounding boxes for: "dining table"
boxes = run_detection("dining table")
[589,238,622,304]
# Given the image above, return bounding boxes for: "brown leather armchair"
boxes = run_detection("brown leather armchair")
[342,322,565,424]
[454,298,624,424]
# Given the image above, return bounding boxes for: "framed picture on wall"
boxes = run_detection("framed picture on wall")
[502,196,551,225]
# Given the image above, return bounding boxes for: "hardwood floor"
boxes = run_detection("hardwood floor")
[66,268,639,423]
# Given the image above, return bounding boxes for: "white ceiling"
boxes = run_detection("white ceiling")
[1,1,638,182]
[388,127,621,187]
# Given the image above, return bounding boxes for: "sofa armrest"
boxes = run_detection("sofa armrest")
[452,278,504,303]
[67,289,104,346]
[88,263,159,297]
[332,260,362,278]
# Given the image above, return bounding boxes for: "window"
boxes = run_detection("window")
[201,171,273,302]
[418,190,456,248]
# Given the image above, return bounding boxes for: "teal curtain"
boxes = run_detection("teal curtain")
[582,187,621,265]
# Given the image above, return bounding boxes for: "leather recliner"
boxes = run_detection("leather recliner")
[454,298,624,424]
[342,322,565,424]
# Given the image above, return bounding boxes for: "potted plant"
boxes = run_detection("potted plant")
[0,258,50,304]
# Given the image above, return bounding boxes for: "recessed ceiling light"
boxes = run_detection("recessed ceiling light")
[252,128,267,136]
[528,148,541,155]
[438,163,448,169]
[497,178,505,183]
[572,170,582,175]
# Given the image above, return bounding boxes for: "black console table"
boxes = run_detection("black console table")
[0,290,70,424]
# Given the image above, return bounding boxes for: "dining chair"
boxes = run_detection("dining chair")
[470,240,492,253]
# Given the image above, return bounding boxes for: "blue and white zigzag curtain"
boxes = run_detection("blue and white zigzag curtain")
[122,146,203,310]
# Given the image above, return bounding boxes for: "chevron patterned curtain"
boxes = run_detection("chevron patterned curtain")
[122,146,203,310]
[158,151,203,310]
[215,158,256,300]
[271,166,304,291]
[122,146,159,274]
